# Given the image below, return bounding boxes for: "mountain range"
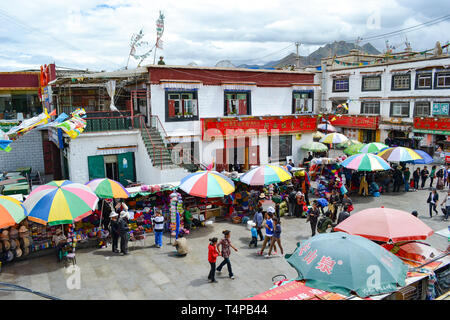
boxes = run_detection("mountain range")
[236,41,381,68]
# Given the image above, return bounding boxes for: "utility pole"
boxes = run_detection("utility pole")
[295,41,301,69]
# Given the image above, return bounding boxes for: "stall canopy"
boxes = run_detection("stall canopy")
[0,196,27,228]
[340,153,391,171]
[240,165,292,186]
[377,147,423,162]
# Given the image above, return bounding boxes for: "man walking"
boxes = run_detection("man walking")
[393,166,403,192]
[253,208,264,241]
[404,167,411,192]
[440,190,450,221]
[307,201,320,237]
[288,185,297,217]
[109,212,120,253]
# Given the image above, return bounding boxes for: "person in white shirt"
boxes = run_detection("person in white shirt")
[152,210,165,248]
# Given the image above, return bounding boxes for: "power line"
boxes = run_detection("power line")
[229,43,295,64]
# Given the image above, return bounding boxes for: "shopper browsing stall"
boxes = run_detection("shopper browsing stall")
[152,210,165,248]
[52,227,67,262]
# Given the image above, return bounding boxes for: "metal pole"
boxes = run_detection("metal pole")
[295,41,300,69]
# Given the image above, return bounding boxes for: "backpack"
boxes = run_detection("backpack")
[317,215,328,231]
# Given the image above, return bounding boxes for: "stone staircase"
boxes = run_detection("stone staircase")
[140,127,174,168]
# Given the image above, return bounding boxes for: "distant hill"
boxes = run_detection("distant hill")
[237,41,381,68]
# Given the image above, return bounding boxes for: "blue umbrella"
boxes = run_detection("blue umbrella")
[410,149,433,164]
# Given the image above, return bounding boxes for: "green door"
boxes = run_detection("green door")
[88,155,105,180]
[117,152,135,186]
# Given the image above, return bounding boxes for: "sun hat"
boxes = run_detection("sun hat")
[5,250,14,262]
[259,193,266,199]
[267,206,275,214]
[120,211,129,219]
[109,212,119,218]
[14,247,22,258]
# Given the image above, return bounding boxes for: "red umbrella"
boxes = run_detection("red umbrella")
[381,241,443,263]
[334,207,434,243]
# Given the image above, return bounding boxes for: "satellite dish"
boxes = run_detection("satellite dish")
[215,60,235,68]
[187,62,198,66]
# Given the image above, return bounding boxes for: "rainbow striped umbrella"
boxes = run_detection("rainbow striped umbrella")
[320,133,349,144]
[23,180,99,225]
[86,178,129,199]
[358,142,388,154]
[179,171,235,198]
[0,196,27,229]
[341,153,391,172]
[377,147,423,162]
[240,165,292,186]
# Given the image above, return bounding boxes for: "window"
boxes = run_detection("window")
[332,78,349,92]
[390,102,410,117]
[0,94,41,120]
[391,74,410,90]
[362,76,381,91]
[292,91,313,114]
[268,135,292,162]
[166,90,199,122]
[414,102,430,116]
[224,91,250,116]
[360,101,380,115]
[435,72,450,89]
[415,73,432,89]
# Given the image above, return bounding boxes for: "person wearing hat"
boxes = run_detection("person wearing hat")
[109,212,120,253]
[52,228,67,262]
[252,206,264,241]
[118,211,130,255]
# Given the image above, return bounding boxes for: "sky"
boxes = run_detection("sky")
[0,0,449,71]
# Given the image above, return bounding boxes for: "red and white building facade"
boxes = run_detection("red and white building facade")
[148,65,320,170]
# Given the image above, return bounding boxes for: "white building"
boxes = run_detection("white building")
[320,49,450,154]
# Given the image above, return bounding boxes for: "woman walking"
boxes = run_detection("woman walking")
[207,237,220,283]
[266,217,284,257]
[427,188,439,217]
[216,230,238,279]
[307,201,320,237]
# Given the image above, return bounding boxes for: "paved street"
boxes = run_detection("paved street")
[0,187,448,300]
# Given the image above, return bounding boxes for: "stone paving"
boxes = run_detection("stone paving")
[0,187,448,300]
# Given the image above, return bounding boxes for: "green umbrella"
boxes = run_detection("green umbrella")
[358,142,388,154]
[301,141,328,152]
[338,139,361,148]
[285,232,408,297]
[343,143,364,156]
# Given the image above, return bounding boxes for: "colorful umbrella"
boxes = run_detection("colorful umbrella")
[285,232,408,297]
[179,171,235,198]
[0,196,27,228]
[320,133,349,144]
[86,178,129,199]
[358,142,388,154]
[343,143,364,156]
[334,207,434,242]
[377,147,423,162]
[338,139,361,148]
[300,141,328,152]
[23,180,99,225]
[340,153,391,171]
[312,131,325,140]
[409,149,433,164]
[317,123,336,132]
[240,165,292,186]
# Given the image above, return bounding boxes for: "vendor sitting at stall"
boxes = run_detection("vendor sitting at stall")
[184,207,193,230]
[52,228,67,262]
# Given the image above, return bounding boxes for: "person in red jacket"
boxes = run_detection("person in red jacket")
[208,237,220,283]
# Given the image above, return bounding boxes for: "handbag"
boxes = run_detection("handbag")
[348,204,354,212]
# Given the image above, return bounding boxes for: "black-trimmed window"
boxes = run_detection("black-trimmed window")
[268,135,292,162]
[165,90,199,122]
[390,101,410,117]
[414,102,430,117]
[415,72,432,89]
[434,72,450,89]
[391,74,411,90]
[360,101,380,115]
[362,75,381,91]
[332,78,349,92]
[224,91,251,116]
[292,90,314,114]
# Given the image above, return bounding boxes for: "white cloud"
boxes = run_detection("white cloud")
[0,0,448,71]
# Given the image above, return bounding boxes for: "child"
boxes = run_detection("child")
[249,224,258,248]
[208,237,220,283]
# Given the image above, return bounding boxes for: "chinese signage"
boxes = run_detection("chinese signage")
[432,102,450,116]
[328,115,379,129]
[414,117,450,134]
[201,116,317,140]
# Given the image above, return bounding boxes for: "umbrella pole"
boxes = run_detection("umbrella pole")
[99,199,104,231]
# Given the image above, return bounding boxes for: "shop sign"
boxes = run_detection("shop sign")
[414,117,450,133]
[432,102,450,116]
[201,116,317,140]
[413,129,450,135]
[48,127,64,149]
[328,115,379,129]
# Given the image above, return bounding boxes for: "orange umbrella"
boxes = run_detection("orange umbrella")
[334,207,434,243]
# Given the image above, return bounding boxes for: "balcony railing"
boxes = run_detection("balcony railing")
[84,112,140,132]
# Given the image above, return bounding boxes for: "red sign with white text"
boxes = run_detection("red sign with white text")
[328,115,379,129]
[201,116,317,140]
[414,117,450,132]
